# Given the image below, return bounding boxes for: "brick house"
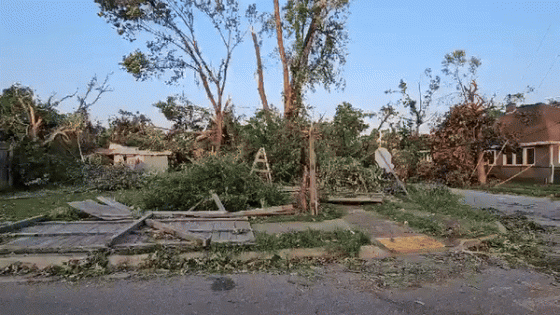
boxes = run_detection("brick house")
[486,103,560,184]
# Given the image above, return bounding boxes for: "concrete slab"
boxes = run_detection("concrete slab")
[342,209,418,238]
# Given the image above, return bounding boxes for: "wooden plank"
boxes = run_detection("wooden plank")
[8,232,117,237]
[326,196,383,204]
[106,212,153,247]
[211,193,227,212]
[68,200,133,221]
[151,205,295,218]
[0,215,47,233]
[96,196,133,212]
[211,230,222,242]
[154,217,249,222]
[145,219,210,247]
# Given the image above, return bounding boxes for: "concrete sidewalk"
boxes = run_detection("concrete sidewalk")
[253,205,446,257]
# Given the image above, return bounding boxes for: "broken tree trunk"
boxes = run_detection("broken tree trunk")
[309,125,318,215]
[251,28,269,111]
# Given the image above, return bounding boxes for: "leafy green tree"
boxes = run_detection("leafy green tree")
[320,102,371,158]
[0,84,62,142]
[95,0,246,151]
[272,0,350,118]
[153,94,211,132]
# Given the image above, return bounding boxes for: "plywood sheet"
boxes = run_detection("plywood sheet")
[376,235,446,253]
[68,200,133,220]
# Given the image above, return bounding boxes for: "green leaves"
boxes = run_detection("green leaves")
[121,50,150,78]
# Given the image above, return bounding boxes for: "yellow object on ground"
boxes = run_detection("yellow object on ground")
[376,235,446,253]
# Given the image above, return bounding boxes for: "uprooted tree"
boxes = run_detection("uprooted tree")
[95,0,245,151]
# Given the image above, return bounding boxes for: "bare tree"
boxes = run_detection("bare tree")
[95,0,245,151]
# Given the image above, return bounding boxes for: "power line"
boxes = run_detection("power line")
[538,54,560,89]
[522,23,551,82]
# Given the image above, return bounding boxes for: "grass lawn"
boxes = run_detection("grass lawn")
[472,182,560,199]
[367,186,500,239]
[0,187,112,221]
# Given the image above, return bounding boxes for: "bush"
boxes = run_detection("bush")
[319,156,384,194]
[11,139,85,186]
[141,154,289,211]
[238,110,306,184]
[84,164,147,191]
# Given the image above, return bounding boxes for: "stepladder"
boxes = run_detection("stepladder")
[250,147,272,183]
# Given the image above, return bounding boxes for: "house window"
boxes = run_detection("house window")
[504,152,513,165]
[515,148,524,165]
[484,150,497,165]
[525,148,535,165]
[503,148,534,165]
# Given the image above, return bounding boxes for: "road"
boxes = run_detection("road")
[452,189,560,227]
[1,265,559,315]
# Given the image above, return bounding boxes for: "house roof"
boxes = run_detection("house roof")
[498,103,560,145]
[95,143,172,156]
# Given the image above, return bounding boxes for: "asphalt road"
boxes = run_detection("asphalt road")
[452,189,560,227]
[1,265,559,315]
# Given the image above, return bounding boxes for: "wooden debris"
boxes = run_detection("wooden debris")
[154,204,295,218]
[68,199,133,221]
[106,212,152,247]
[211,193,227,213]
[0,214,47,233]
[96,196,132,212]
[0,220,134,254]
[326,194,383,204]
[145,219,211,247]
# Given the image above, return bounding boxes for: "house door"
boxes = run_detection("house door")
[554,168,560,185]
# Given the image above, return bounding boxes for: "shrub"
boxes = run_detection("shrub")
[84,164,147,191]
[319,156,384,194]
[141,154,289,211]
[11,139,85,186]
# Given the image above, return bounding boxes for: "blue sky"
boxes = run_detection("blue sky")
[1,0,559,129]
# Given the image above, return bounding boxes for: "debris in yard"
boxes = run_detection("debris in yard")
[326,194,383,204]
[156,204,295,218]
[0,220,135,254]
[376,235,446,253]
[0,215,47,233]
[147,215,255,245]
[68,199,133,221]
[145,219,211,247]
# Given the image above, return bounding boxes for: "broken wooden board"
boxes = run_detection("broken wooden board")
[145,219,211,247]
[0,221,134,254]
[0,215,47,233]
[68,199,133,221]
[148,214,255,244]
[96,196,133,213]
[154,205,295,218]
[326,194,383,204]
